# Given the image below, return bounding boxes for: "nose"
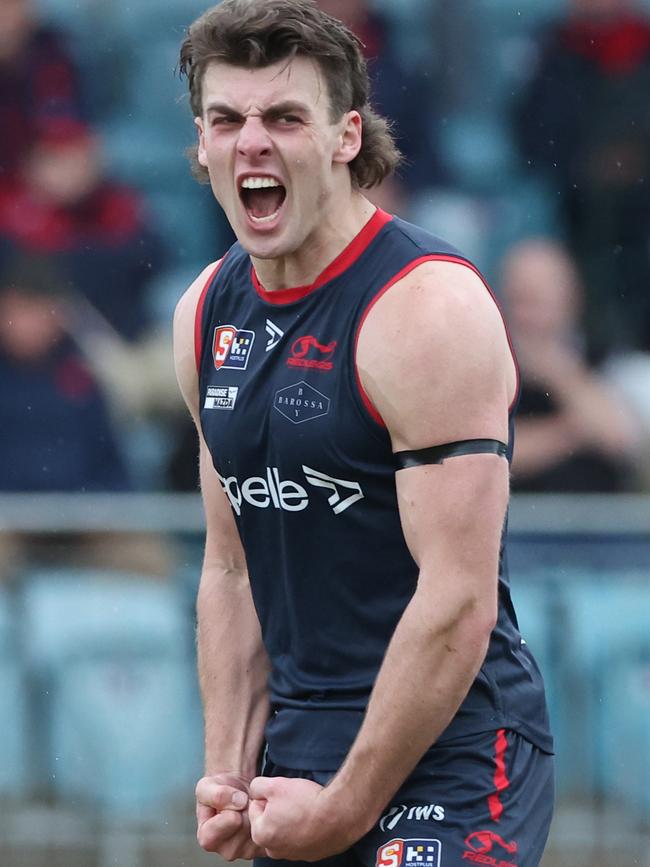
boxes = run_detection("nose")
[237,116,272,159]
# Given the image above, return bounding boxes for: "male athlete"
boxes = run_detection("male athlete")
[173,2,554,865]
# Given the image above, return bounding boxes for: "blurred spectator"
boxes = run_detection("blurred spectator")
[603,351,650,489]
[0,253,130,494]
[0,253,172,578]
[316,0,443,214]
[514,0,650,360]
[0,0,85,185]
[0,117,166,341]
[501,238,642,492]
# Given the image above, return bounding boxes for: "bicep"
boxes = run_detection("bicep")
[358,262,513,600]
[396,455,509,585]
[357,261,515,453]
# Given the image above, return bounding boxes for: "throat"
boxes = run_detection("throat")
[242,187,286,219]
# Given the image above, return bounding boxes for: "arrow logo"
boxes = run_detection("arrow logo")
[265,319,284,352]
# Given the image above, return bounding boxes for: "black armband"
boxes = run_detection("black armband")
[394,438,508,470]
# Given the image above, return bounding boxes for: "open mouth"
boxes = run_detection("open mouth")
[239,176,287,224]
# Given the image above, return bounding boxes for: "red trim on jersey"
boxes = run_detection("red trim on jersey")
[194,259,225,372]
[487,728,510,823]
[353,254,521,428]
[251,208,392,305]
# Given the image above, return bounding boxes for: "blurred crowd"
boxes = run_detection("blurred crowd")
[1,0,650,577]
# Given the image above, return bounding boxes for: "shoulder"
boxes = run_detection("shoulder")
[359,258,509,361]
[173,260,221,331]
[173,260,222,421]
[357,259,515,450]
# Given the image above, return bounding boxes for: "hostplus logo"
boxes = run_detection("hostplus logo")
[218,466,364,517]
[212,325,255,370]
[376,839,441,867]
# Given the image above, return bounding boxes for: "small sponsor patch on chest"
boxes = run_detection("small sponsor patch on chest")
[204,386,239,410]
[212,325,255,370]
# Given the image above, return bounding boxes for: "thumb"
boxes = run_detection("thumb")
[249,776,275,800]
[248,797,266,824]
[196,778,249,811]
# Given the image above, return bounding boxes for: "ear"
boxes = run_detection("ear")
[195,116,208,167]
[332,110,362,166]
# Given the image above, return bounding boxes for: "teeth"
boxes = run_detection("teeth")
[241,177,281,189]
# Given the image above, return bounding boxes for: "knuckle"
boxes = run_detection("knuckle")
[196,827,215,852]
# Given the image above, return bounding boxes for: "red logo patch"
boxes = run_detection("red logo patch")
[376,840,404,867]
[212,325,255,371]
[287,335,337,371]
[463,831,518,867]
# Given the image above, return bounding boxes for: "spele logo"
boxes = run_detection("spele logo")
[287,334,337,371]
[376,839,441,867]
[213,325,255,371]
[217,465,364,517]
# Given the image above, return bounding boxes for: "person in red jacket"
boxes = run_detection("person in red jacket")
[0,117,166,341]
[0,0,85,185]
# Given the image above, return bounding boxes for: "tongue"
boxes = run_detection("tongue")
[246,187,285,219]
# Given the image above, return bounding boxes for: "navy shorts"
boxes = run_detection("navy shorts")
[256,729,554,867]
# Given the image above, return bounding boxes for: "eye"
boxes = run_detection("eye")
[210,115,239,127]
[276,114,301,125]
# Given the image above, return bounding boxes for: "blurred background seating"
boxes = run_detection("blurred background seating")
[20,569,201,816]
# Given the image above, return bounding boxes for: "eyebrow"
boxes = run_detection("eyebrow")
[205,100,312,119]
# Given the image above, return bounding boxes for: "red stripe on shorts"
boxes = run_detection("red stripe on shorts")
[487,728,509,823]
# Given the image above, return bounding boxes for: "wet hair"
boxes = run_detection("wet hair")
[178,0,401,188]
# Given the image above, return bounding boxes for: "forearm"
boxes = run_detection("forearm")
[197,567,271,779]
[325,582,494,832]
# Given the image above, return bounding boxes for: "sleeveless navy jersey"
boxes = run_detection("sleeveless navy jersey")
[196,209,553,768]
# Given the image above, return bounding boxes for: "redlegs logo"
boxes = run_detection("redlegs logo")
[287,335,337,370]
[465,832,517,855]
[463,831,518,867]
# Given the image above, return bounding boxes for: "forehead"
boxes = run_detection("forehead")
[200,55,329,114]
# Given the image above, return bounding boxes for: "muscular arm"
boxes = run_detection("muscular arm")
[195,440,271,779]
[173,267,271,859]
[327,261,513,823]
[249,261,515,858]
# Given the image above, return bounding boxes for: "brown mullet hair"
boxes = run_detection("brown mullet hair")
[178,0,401,188]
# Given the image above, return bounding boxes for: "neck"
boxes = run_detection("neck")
[251,193,377,292]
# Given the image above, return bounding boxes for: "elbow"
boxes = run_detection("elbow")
[465,572,498,630]
[450,594,497,656]
[477,590,498,634]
